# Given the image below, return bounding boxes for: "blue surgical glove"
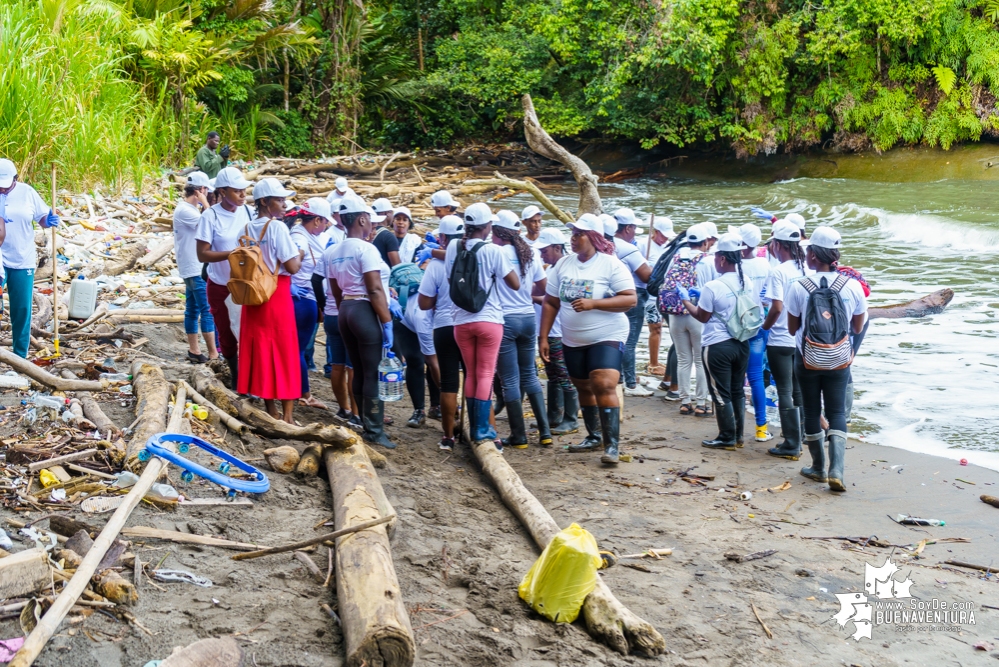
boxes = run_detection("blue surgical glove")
[676,286,690,301]
[688,287,701,300]
[41,210,60,229]
[751,206,775,222]
[424,241,440,250]
[388,298,403,320]
[415,247,433,265]
[290,284,307,299]
[424,232,438,245]
[381,321,394,348]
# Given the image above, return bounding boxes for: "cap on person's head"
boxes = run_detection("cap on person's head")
[703,221,719,239]
[252,177,295,199]
[651,216,674,236]
[0,159,15,189]
[338,193,370,215]
[302,197,332,222]
[613,208,639,227]
[771,220,801,242]
[737,223,762,248]
[521,205,541,220]
[431,190,459,208]
[684,223,710,244]
[187,171,211,188]
[715,231,747,253]
[494,210,521,230]
[534,228,567,249]
[207,178,216,193]
[214,167,252,190]
[568,213,604,233]
[463,202,498,226]
[809,226,841,249]
[392,205,412,222]
[371,198,393,214]
[785,212,806,231]
[435,214,464,237]
[335,177,349,192]
[599,214,617,237]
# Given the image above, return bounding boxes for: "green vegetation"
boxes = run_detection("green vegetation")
[7,0,999,188]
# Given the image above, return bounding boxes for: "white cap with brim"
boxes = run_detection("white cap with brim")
[521,205,541,220]
[338,193,383,222]
[463,202,498,226]
[568,213,604,233]
[702,221,719,239]
[771,220,801,242]
[252,177,295,199]
[302,197,333,222]
[371,198,393,214]
[335,177,349,191]
[393,205,413,221]
[435,214,464,237]
[534,228,567,249]
[0,159,15,189]
[714,231,747,253]
[431,190,459,208]
[207,178,216,193]
[684,223,711,244]
[785,212,806,231]
[599,214,617,236]
[650,216,674,236]
[214,167,252,190]
[809,225,841,249]
[187,171,211,188]
[494,210,521,230]
[737,223,762,248]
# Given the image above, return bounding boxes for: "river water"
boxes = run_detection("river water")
[503,151,999,470]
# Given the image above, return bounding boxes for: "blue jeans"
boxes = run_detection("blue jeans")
[4,268,33,358]
[323,314,351,369]
[304,322,318,371]
[498,313,542,402]
[183,276,215,336]
[293,296,318,394]
[623,287,649,387]
[747,328,770,426]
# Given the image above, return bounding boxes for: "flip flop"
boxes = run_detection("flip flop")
[298,396,328,410]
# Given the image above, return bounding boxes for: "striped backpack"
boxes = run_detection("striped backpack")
[800,274,853,370]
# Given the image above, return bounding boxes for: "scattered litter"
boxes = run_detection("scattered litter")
[0,637,26,661]
[82,495,125,513]
[725,549,777,563]
[740,491,753,501]
[152,569,213,587]
[893,514,945,527]
[960,458,968,466]
[518,523,601,623]
[981,495,999,509]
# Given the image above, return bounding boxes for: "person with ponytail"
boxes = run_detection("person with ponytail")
[761,221,810,460]
[540,214,637,465]
[678,232,762,450]
[736,223,775,443]
[785,227,867,492]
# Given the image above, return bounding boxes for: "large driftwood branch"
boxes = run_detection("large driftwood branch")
[465,172,573,225]
[869,288,954,319]
[134,240,174,268]
[0,349,104,391]
[125,361,172,467]
[59,371,121,438]
[521,94,602,216]
[470,439,666,656]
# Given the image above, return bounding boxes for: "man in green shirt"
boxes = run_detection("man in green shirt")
[194,132,229,178]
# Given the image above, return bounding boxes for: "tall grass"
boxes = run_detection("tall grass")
[0,0,179,193]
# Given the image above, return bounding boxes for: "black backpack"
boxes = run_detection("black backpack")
[800,274,853,370]
[646,231,686,297]
[449,240,493,313]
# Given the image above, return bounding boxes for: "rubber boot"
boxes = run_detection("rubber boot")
[469,398,497,443]
[767,407,801,460]
[526,391,552,447]
[827,429,847,492]
[502,400,528,449]
[599,407,620,465]
[225,356,239,392]
[361,397,396,449]
[800,432,827,482]
[552,389,579,436]
[567,405,601,452]
[702,402,737,450]
[733,395,746,448]
[546,381,563,432]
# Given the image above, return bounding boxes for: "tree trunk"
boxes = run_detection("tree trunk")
[125,361,172,468]
[521,94,602,216]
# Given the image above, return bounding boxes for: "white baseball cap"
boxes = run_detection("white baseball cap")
[186,171,211,188]
[599,214,617,236]
[809,225,841,249]
[494,210,521,230]
[392,206,413,222]
[650,216,674,236]
[214,167,252,190]
[463,202,498,226]
[714,231,747,253]
[372,198,393,214]
[338,193,383,222]
[301,197,333,221]
[435,214,464,237]
[0,159,16,188]
[207,178,216,193]
[771,220,801,242]
[736,223,762,248]
[431,190,459,208]
[568,213,604,233]
[785,212,806,231]
[702,221,719,239]
[521,205,541,220]
[252,177,295,199]
[335,177,349,192]
[684,223,711,244]
[612,208,643,229]
[534,228,567,249]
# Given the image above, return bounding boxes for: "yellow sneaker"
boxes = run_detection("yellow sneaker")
[755,424,773,442]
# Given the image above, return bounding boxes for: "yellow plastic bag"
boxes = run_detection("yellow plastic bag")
[518,523,601,623]
[39,469,59,488]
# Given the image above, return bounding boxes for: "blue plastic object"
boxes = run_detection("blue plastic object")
[143,433,269,495]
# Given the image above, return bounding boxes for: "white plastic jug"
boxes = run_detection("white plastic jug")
[68,278,97,319]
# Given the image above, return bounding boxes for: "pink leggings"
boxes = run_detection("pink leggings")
[454,322,504,400]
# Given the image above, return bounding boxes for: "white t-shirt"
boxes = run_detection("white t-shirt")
[495,244,545,316]
[785,271,868,353]
[398,233,422,265]
[0,183,49,270]
[671,246,716,286]
[444,238,514,326]
[173,201,204,279]
[543,265,562,338]
[318,245,339,317]
[417,258,454,329]
[546,251,634,348]
[241,217,299,276]
[614,238,649,289]
[698,272,765,347]
[195,203,254,285]
[290,226,326,300]
[326,238,389,301]
[764,260,810,348]
[643,238,669,267]
[326,188,355,208]
[742,256,771,304]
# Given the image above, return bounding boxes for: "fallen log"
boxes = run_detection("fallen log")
[102,240,147,276]
[134,240,174,268]
[178,381,249,435]
[0,349,104,392]
[323,442,413,667]
[470,438,666,656]
[869,288,954,319]
[465,172,573,224]
[125,361,172,467]
[60,371,121,439]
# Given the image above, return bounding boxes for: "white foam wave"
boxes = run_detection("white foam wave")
[863,208,999,252]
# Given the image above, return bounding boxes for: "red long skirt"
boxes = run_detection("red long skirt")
[237,275,300,400]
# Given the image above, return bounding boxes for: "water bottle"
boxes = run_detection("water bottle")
[0,528,13,551]
[99,373,131,383]
[146,483,180,503]
[765,384,780,426]
[378,351,404,402]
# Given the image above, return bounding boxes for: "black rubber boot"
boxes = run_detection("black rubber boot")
[567,405,601,452]
[526,391,552,447]
[225,356,239,392]
[827,429,847,492]
[768,407,801,460]
[361,397,396,449]
[552,389,579,435]
[599,407,620,465]
[702,402,737,450]
[502,400,528,449]
[733,395,746,448]
[800,432,827,482]
[546,381,563,432]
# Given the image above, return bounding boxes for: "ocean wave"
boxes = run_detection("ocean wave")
[863,208,999,252]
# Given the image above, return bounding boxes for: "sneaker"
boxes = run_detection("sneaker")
[439,437,454,451]
[624,385,653,397]
[755,425,773,442]
[427,405,442,421]
[662,390,681,401]
[494,439,504,453]
[349,414,363,428]
[406,409,426,428]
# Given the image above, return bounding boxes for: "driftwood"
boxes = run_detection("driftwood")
[323,442,413,667]
[121,526,270,551]
[521,94,602,216]
[125,361,172,467]
[178,380,249,435]
[465,172,573,224]
[470,438,666,656]
[724,549,777,563]
[102,240,147,276]
[233,514,396,561]
[869,288,954,319]
[943,559,998,574]
[60,371,121,438]
[0,349,104,391]
[134,240,174,268]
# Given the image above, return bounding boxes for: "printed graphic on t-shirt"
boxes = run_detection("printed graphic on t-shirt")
[560,278,593,302]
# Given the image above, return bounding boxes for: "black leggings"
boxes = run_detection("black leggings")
[339,300,383,400]
[795,351,850,435]
[564,342,624,381]
[433,326,462,393]
[766,345,802,409]
[393,320,426,410]
[702,338,750,407]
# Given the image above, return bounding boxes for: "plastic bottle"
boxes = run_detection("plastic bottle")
[146,483,179,503]
[765,384,780,426]
[113,471,140,488]
[895,514,945,527]
[0,528,12,551]
[99,373,131,383]
[27,394,64,411]
[0,372,30,389]
[185,402,208,420]
[378,351,404,402]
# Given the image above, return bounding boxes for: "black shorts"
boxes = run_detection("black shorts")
[564,341,625,381]
[433,326,462,393]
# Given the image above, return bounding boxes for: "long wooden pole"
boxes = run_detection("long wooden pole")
[232,514,396,561]
[50,163,59,356]
[10,384,186,667]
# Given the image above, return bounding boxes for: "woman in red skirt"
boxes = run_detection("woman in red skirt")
[237,178,304,423]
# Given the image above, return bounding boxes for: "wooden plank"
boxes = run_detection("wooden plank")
[121,527,269,552]
[0,549,51,600]
[28,449,98,473]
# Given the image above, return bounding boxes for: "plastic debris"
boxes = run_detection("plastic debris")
[152,569,213,587]
[518,523,601,623]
